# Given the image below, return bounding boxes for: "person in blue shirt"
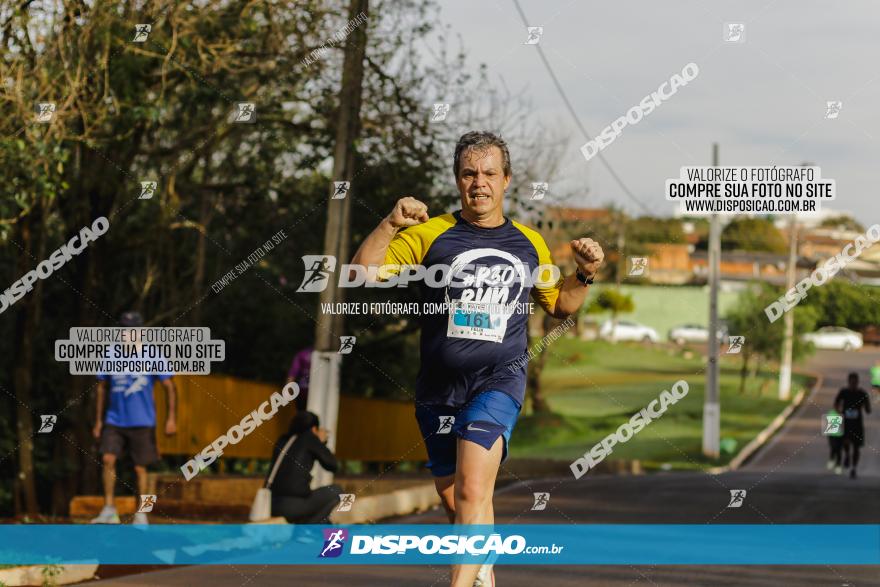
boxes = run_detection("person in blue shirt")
[91,311,177,525]
[351,130,604,586]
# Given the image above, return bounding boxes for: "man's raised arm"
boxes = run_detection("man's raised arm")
[350,196,428,280]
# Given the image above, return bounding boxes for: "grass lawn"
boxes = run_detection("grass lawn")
[510,338,814,470]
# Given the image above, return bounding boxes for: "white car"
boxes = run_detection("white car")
[802,327,863,351]
[668,324,727,345]
[599,320,659,343]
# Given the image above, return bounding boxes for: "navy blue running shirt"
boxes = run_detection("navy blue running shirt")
[382,211,563,407]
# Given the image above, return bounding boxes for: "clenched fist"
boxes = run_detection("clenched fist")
[386,196,429,229]
[571,238,604,278]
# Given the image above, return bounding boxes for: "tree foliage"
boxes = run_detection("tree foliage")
[0,0,576,515]
[720,218,786,253]
[724,282,817,393]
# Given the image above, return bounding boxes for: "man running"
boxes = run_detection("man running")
[91,311,177,524]
[351,131,603,586]
[834,372,871,479]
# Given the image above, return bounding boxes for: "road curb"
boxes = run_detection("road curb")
[330,482,440,524]
[709,372,824,474]
[0,563,98,586]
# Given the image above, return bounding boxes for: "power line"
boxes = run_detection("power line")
[511,0,652,215]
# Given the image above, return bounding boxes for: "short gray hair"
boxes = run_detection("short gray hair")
[453,131,512,179]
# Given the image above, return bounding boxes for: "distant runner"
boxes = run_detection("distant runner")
[91,311,177,524]
[834,372,871,479]
[824,407,844,474]
[351,130,603,586]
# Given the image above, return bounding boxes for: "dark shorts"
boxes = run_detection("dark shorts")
[100,424,159,466]
[415,390,522,477]
[843,419,865,447]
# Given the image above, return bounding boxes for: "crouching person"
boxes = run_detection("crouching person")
[268,411,343,523]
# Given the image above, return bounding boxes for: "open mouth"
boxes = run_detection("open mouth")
[470,194,491,201]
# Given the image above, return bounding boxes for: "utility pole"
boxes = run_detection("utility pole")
[308,0,369,488]
[778,164,808,400]
[778,220,798,400]
[703,143,720,459]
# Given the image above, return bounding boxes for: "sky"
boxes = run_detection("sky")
[423,0,879,222]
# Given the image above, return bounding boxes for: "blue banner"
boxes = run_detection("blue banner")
[0,524,877,565]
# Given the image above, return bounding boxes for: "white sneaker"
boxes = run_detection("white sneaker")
[473,563,494,587]
[132,512,149,525]
[826,459,834,470]
[90,505,120,524]
[834,466,843,475]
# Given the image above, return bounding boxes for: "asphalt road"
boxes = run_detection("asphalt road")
[93,349,880,586]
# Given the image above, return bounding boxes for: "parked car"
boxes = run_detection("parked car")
[668,324,728,345]
[599,319,659,343]
[802,326,863,351]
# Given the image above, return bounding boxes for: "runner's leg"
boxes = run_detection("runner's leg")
[102,454,117,506]
[450,435,503,587]
[134,465,148,509]
[435,474,456,523]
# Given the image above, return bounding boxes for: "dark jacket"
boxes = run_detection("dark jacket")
[269,431,338,498]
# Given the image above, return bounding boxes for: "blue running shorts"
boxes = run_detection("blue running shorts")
[414,390,522,477]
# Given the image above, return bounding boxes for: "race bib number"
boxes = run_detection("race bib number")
[447,300,507,343]
[844,408,860,419]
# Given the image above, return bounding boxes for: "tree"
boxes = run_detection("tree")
[800,280,880,330]
[819,215,865,232]
[720,218,787,253]
[589,289,634,342]
[725,283,817,394]
[0,0,575,515]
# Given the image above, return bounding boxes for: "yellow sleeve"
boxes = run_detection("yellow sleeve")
[512,220,564,315]
[380,214,455,278]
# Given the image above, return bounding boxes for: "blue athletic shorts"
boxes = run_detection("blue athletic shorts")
[414,390,522,477]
